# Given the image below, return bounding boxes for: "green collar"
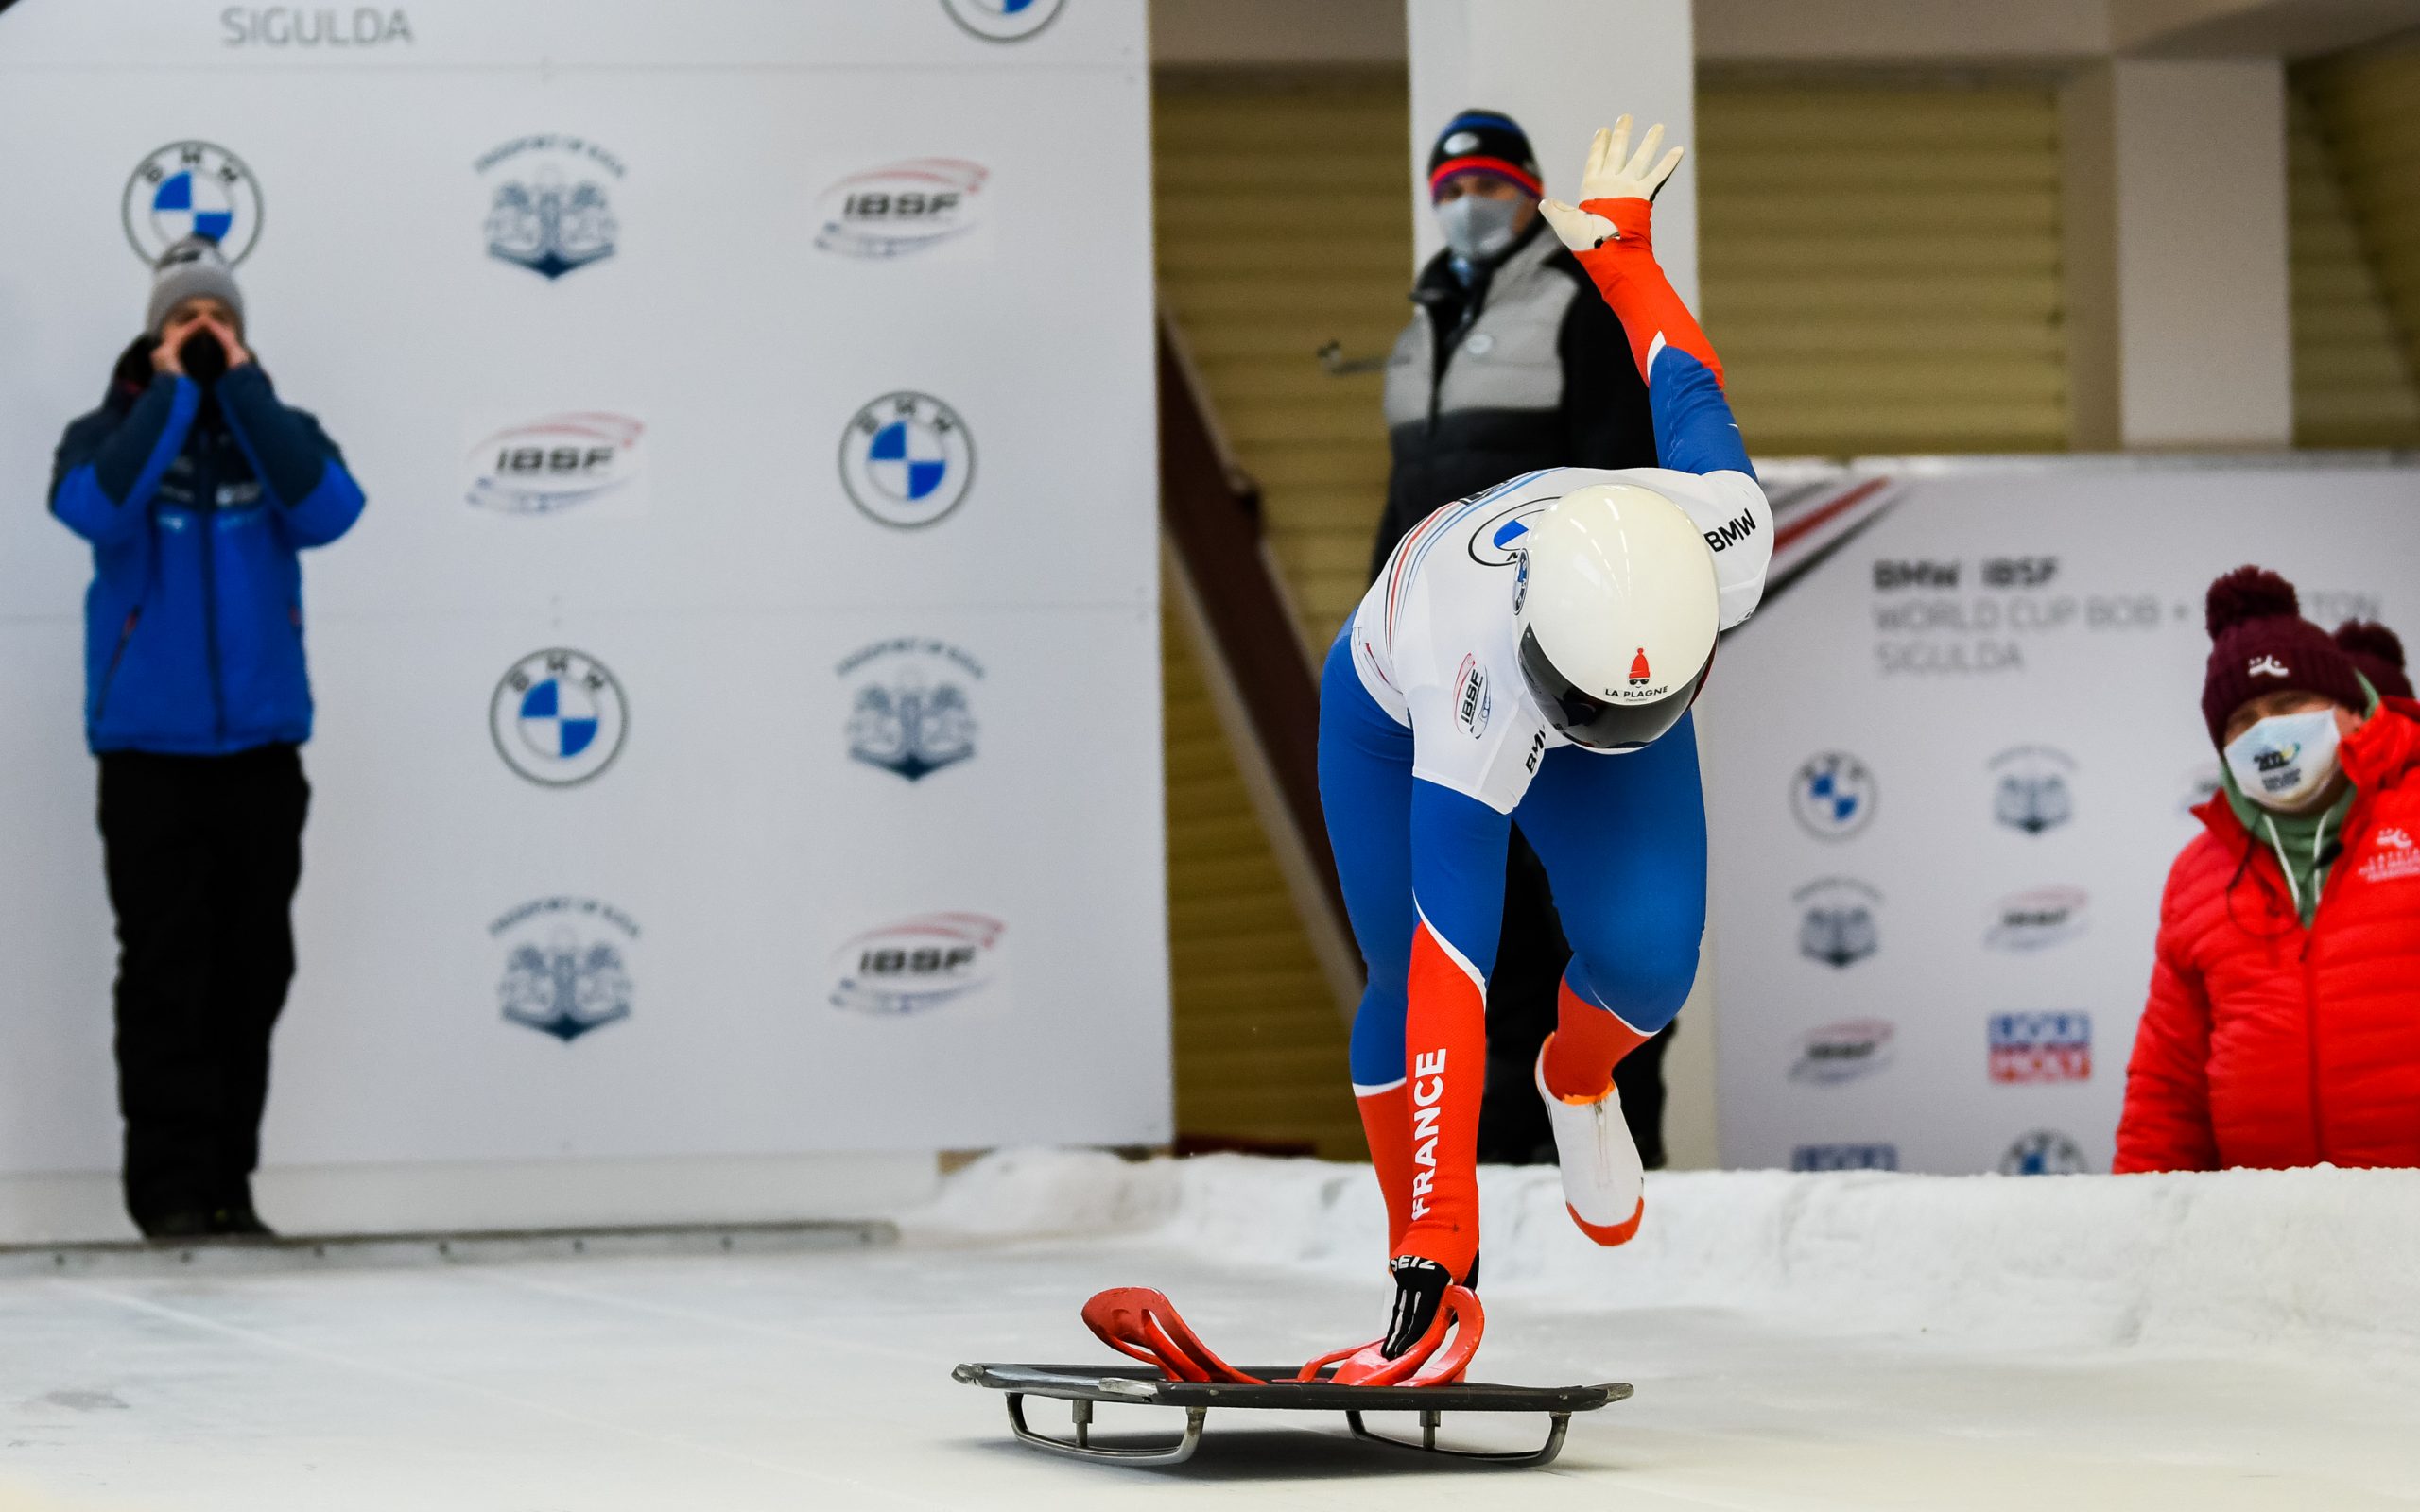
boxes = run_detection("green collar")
[2221,766,2356,927]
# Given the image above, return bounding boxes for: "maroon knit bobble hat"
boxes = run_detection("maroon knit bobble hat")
[2335,620,2412,701]
[2200,566,2368,747]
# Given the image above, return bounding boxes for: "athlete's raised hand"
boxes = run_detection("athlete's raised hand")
[1539,115,1685,253]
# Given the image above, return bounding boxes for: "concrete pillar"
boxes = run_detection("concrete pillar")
[2063,59,2292,450]
[1404,0,1717,1168]
[1405,0,1698,310]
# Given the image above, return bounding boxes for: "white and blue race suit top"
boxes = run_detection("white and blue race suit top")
[1346,463,1771,815]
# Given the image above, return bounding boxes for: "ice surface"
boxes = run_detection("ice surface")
[3,1153,2417,1509]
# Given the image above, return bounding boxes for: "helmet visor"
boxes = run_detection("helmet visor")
[1517,626,1708,751]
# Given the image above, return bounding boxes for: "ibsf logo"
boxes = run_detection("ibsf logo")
[1988,1012,2091,1083]
[1790,1143,1899,1172]
[124,142,263,266]
[465,413,645,516]
[1453,655,1491,737]
[490,649,629,787]
[478,135,623,281]
[839,392,975,529]
[831,913,1005,1015]
[491,897,636,1042]
[1794,878,1879,969]
[816,159,989,259]
[1991,746,2075,834]
[1789,1018,1894,1084]
[1986,886,2088,952]
[1999,1129,2089,1176]
[1790,752,1876,840]
[838,638,982,781]
[942,0,1065,42]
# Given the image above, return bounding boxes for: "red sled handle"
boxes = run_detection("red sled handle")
[1299,1283,1484,1387]
[1080,1287,1266,1385]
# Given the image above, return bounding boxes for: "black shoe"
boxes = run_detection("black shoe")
[138,1211,214,1241]
[1379,1256,1454,1360]
[208,1202,276,1239]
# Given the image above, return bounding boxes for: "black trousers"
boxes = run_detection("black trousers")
[97,745,309,1228]
[1477,827,1673,1168]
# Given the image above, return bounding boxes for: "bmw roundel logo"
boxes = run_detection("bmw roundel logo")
[839,391,976,529]
[942,0,1065,42]
[490,649,628,787]
[124,142,263,266]
[1791,751,1876,840]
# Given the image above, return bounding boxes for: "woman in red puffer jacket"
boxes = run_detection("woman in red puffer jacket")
[2116,568,2420,1172]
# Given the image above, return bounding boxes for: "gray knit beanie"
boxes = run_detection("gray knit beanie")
[146,236,245,336]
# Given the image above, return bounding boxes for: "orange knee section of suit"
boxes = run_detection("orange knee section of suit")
[1354,1083,1413,1255]
[1395,924,1487,1280]
[1542,979,1652,1103]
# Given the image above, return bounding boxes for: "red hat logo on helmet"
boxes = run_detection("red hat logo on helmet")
[1628,648,1651,686]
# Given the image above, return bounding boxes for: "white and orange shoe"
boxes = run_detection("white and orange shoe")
[1535,1041,1645,1246]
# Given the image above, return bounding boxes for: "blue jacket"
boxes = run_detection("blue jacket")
[49,347,364,755]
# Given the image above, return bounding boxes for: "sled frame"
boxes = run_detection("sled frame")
[955,1363,1629,1469]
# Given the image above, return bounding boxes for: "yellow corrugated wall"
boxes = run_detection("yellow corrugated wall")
[1156,72,1411,649]
[2292,41,2420,447]
[1154,71,1409,1161]
[1695,80,2069,456]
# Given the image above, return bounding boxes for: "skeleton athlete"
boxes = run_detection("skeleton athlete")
[1317,117,1772,1374]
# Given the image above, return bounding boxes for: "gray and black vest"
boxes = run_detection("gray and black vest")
[1372,221,1655,581]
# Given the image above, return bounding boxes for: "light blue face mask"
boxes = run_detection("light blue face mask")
[1436,193,1523,263]
[2223,709,2342,810]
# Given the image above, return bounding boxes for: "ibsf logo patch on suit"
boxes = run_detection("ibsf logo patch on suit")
[830,913,1006,1015]
[839,392,975,529]
[1988,1012,2091,1083]
[491,649,628,786]
[492,897,637,1042]
[815,160,989,260]
[465,413,646,516]
[478,135,623,281]
[124,142,262,265]
[1453,655,1491,737]
[838,638,982,781]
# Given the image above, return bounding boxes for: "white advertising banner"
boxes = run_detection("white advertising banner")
[1699,460,2419,1177]
[0,0,1168,1179]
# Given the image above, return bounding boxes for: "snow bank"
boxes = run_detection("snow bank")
[906,1150,2420,1358]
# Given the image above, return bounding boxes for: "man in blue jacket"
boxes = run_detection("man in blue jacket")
[49,236,364,1239]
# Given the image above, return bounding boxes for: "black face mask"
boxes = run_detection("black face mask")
[178,328,230,386]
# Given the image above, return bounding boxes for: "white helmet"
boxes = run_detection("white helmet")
[1513,483,1720,752]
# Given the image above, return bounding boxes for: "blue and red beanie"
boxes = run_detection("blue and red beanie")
[2200,566,2368,747]
[1427,110,1543,202]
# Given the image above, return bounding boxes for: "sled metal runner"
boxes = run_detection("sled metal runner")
[953,1363,1631,1468]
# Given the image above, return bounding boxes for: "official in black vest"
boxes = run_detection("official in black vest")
[1371,110,1672,1168]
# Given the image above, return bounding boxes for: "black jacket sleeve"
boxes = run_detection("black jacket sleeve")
[1556,273,1659,471]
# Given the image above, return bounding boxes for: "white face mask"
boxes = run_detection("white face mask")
[2223,709,2342,810]
[1437,194,1523,263]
